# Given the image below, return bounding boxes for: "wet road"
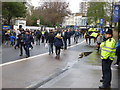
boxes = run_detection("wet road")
[1,38,118,88]
[2,38,85,63]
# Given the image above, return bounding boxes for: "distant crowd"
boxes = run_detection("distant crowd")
[2,28,83,58]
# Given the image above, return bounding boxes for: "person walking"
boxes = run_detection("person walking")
[61,30,68,50]
[46,30,55,55]
[41,30,45,43]
[24,31,34,58]
[54,34,63,58]
[74,29,80,43]
[35,30,42,45]
[10,33,16,46]
[99,28,116,89]
[67,29,72,46]
[29,31,34,49]
[4,32,9,46]
[19,31,26,56]
[14,33,21,49]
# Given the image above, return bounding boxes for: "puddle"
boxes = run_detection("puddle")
[78,51,93,58]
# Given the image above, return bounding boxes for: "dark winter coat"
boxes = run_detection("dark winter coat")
[46,32,55,43]
[54,37,63,47]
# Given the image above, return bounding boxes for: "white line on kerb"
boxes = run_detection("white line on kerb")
[0,40,85,67]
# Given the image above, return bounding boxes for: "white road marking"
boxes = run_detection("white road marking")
[0,40,85,67]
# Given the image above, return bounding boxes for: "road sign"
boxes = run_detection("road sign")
[112,5,120,23]
[2,25,11,29]
[100,18,104,26]
[37,19,40,25]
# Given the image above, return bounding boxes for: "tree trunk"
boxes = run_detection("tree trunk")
[7,16,12,25]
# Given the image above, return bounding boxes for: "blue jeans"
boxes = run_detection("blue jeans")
[49,43,53,54]
[5,40,8,45]
[25,44,30,57]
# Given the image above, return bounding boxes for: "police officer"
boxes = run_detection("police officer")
[99,28,116,89]
[88,26,97,35]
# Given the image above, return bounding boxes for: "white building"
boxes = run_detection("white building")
[14,19,26,30]
[79,2,89,16]
[62,13,87,28]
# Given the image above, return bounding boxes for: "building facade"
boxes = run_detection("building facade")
[79,2,89,16]
[62,13,87,28]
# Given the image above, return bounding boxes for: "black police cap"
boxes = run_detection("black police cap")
[105,28,113,35]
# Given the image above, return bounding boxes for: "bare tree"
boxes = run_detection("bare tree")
[26,0,71,26]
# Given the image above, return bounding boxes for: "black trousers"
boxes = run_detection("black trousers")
[41,36,44,43]
[63,38,67,49]
[67,37,71,45]
[116,46,120,65]
[116,55,120,65]
[102,58,113,87]
[55,46,61,56]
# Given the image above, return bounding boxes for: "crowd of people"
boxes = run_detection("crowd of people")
[2,27,120,89]
[2,28,82,58]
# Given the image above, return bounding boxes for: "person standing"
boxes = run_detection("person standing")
[54,34,63,58]
[114,39,120,66]
[96,33,103,52]
[99,28,116,89]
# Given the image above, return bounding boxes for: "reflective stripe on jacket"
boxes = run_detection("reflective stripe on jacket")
[90,32,98,38]
[100,38,116,60]
[88,28,97,32]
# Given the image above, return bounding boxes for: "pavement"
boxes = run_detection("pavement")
[1,38,119,89]
[39,51,118,89]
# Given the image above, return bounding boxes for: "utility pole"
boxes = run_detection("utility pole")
[110,2,114,28]
[118,18,120,40]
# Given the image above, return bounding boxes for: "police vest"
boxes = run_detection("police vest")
[100,38,116,60]
[90,32,98,38]
[42,31,45,35]
[88,28,97,32]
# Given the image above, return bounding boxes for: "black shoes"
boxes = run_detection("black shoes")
[100,79,103,82]
[20,54,23,56]
[26,55,30,58]
[14,46,16,49]
[99,85,111,89]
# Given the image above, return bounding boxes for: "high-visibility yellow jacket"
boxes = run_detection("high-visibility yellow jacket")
[90,32,98,38]
[88,28,97,32]
[42,31,45,35]
[100,38,116,60]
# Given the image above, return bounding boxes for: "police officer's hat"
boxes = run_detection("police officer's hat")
[105,28,113,35]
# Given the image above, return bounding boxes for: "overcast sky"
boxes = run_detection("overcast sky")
[31,0,86,13]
